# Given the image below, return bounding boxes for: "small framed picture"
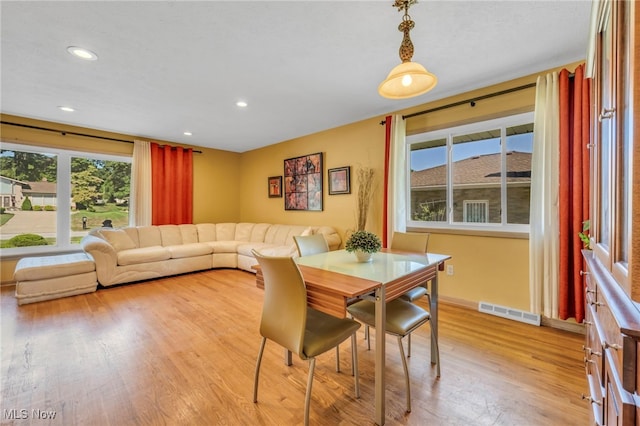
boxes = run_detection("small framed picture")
[268,176,283,198]
[328,166,350,195]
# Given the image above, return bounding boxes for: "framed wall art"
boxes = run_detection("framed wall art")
[268,176,282,198]
[283,152,323,211]
[328,166,350,195]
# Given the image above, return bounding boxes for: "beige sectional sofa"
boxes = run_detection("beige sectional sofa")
[80,223,341,286]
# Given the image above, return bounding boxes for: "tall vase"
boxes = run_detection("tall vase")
[354,250,372,263]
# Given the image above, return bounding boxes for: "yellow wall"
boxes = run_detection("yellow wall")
[239,118,385,237]
[1,61,582,311]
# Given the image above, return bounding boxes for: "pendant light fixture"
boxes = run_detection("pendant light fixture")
[378,0,437,99]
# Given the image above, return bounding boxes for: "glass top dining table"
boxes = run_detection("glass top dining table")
[293,249,451,425]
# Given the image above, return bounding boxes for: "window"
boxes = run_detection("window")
[407,112,534,233]
[0,142,131,255]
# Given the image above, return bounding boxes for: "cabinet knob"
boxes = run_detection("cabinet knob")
[603,341,622,351]
[581,394,603,406]
[585,289,595,295]
[588,349,601,358]
[580,270,590,276]
[582,346,601,357]
[583,320,592,326]
[583,357,595,366]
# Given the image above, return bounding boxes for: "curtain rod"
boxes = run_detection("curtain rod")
[0,120,203,153]
[402,82,537,120]
[381,72,576,125]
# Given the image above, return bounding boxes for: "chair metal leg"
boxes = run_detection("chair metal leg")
[335,345,340,372]
[430,322,441,377]
[351,333,360,398]
[304,358,316,426]
[407,333,411,357]
[397,336,412,413]
[253,337,267,403]
[366,325,371,351]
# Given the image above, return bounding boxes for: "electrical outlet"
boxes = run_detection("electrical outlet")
[446,265,454,276]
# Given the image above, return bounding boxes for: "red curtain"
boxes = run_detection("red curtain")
[150,143,193,225]
[558,64,590,323]
[382,115,393,248]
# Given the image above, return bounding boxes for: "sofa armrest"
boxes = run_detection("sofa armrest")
[315,226,342,251]
[81,234,118,284]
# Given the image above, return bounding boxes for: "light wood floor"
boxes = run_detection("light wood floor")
[1,269,589,425]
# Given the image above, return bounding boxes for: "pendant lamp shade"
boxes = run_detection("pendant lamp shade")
[379,0,437,99]
[378,61,437,99]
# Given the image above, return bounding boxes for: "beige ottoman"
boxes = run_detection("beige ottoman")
[14,253,98,305]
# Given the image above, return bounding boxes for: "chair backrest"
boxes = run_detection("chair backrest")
[294,234,329,256]
[252,249,307,356]
[390,232,429,253]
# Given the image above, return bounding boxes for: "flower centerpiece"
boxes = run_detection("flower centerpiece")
[345,230,382,262]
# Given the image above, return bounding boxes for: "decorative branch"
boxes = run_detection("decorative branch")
[355,167,375,232]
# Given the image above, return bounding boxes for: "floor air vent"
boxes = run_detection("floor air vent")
[478,301,541,326]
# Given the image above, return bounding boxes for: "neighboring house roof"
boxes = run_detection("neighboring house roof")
[0,175,29,186]
[411,151,531,188]
[22,180,57,195]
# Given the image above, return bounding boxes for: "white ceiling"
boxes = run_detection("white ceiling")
[1,1,592,153]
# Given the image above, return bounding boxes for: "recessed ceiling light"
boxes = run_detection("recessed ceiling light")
[236,101,248,108]
[183,131,192,136]
[66,46,98,61]
[58,106,75,112]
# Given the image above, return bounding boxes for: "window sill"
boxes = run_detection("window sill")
[407,224,529,239]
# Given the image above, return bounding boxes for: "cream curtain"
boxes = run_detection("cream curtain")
[529,72,560,319]
[386,114,407,244]
[130,140,152,226]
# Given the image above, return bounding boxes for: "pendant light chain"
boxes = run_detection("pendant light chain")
[398,5,415,63]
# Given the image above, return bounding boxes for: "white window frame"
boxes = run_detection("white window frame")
[406,112,533,235]
[0,142,131,257]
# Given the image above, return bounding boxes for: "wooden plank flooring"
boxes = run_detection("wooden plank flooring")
[1,269,589,425]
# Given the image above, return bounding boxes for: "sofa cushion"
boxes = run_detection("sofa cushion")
[234,223,255,241]
[117,246,171,266]
[166,243,213,259]
[250,223,272,242]
[14,253,95,281]
[264,224,311,246]
[99,229,137,252]
[159,225,183,246]
[207,240,242,253]
[216,223,236,241]
[137,226,163,248]
[179,224,199,244]
[236,242,271,257]
[196,223,216,242]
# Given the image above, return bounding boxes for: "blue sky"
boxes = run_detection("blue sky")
[410,133,533,171]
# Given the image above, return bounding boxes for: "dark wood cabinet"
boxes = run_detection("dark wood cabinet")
[583,1,639,425]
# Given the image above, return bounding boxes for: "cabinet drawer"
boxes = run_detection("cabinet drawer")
[587,303,606,384]
[593,289,638,393]
[586,369,605,425]
[604,349,636,425]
